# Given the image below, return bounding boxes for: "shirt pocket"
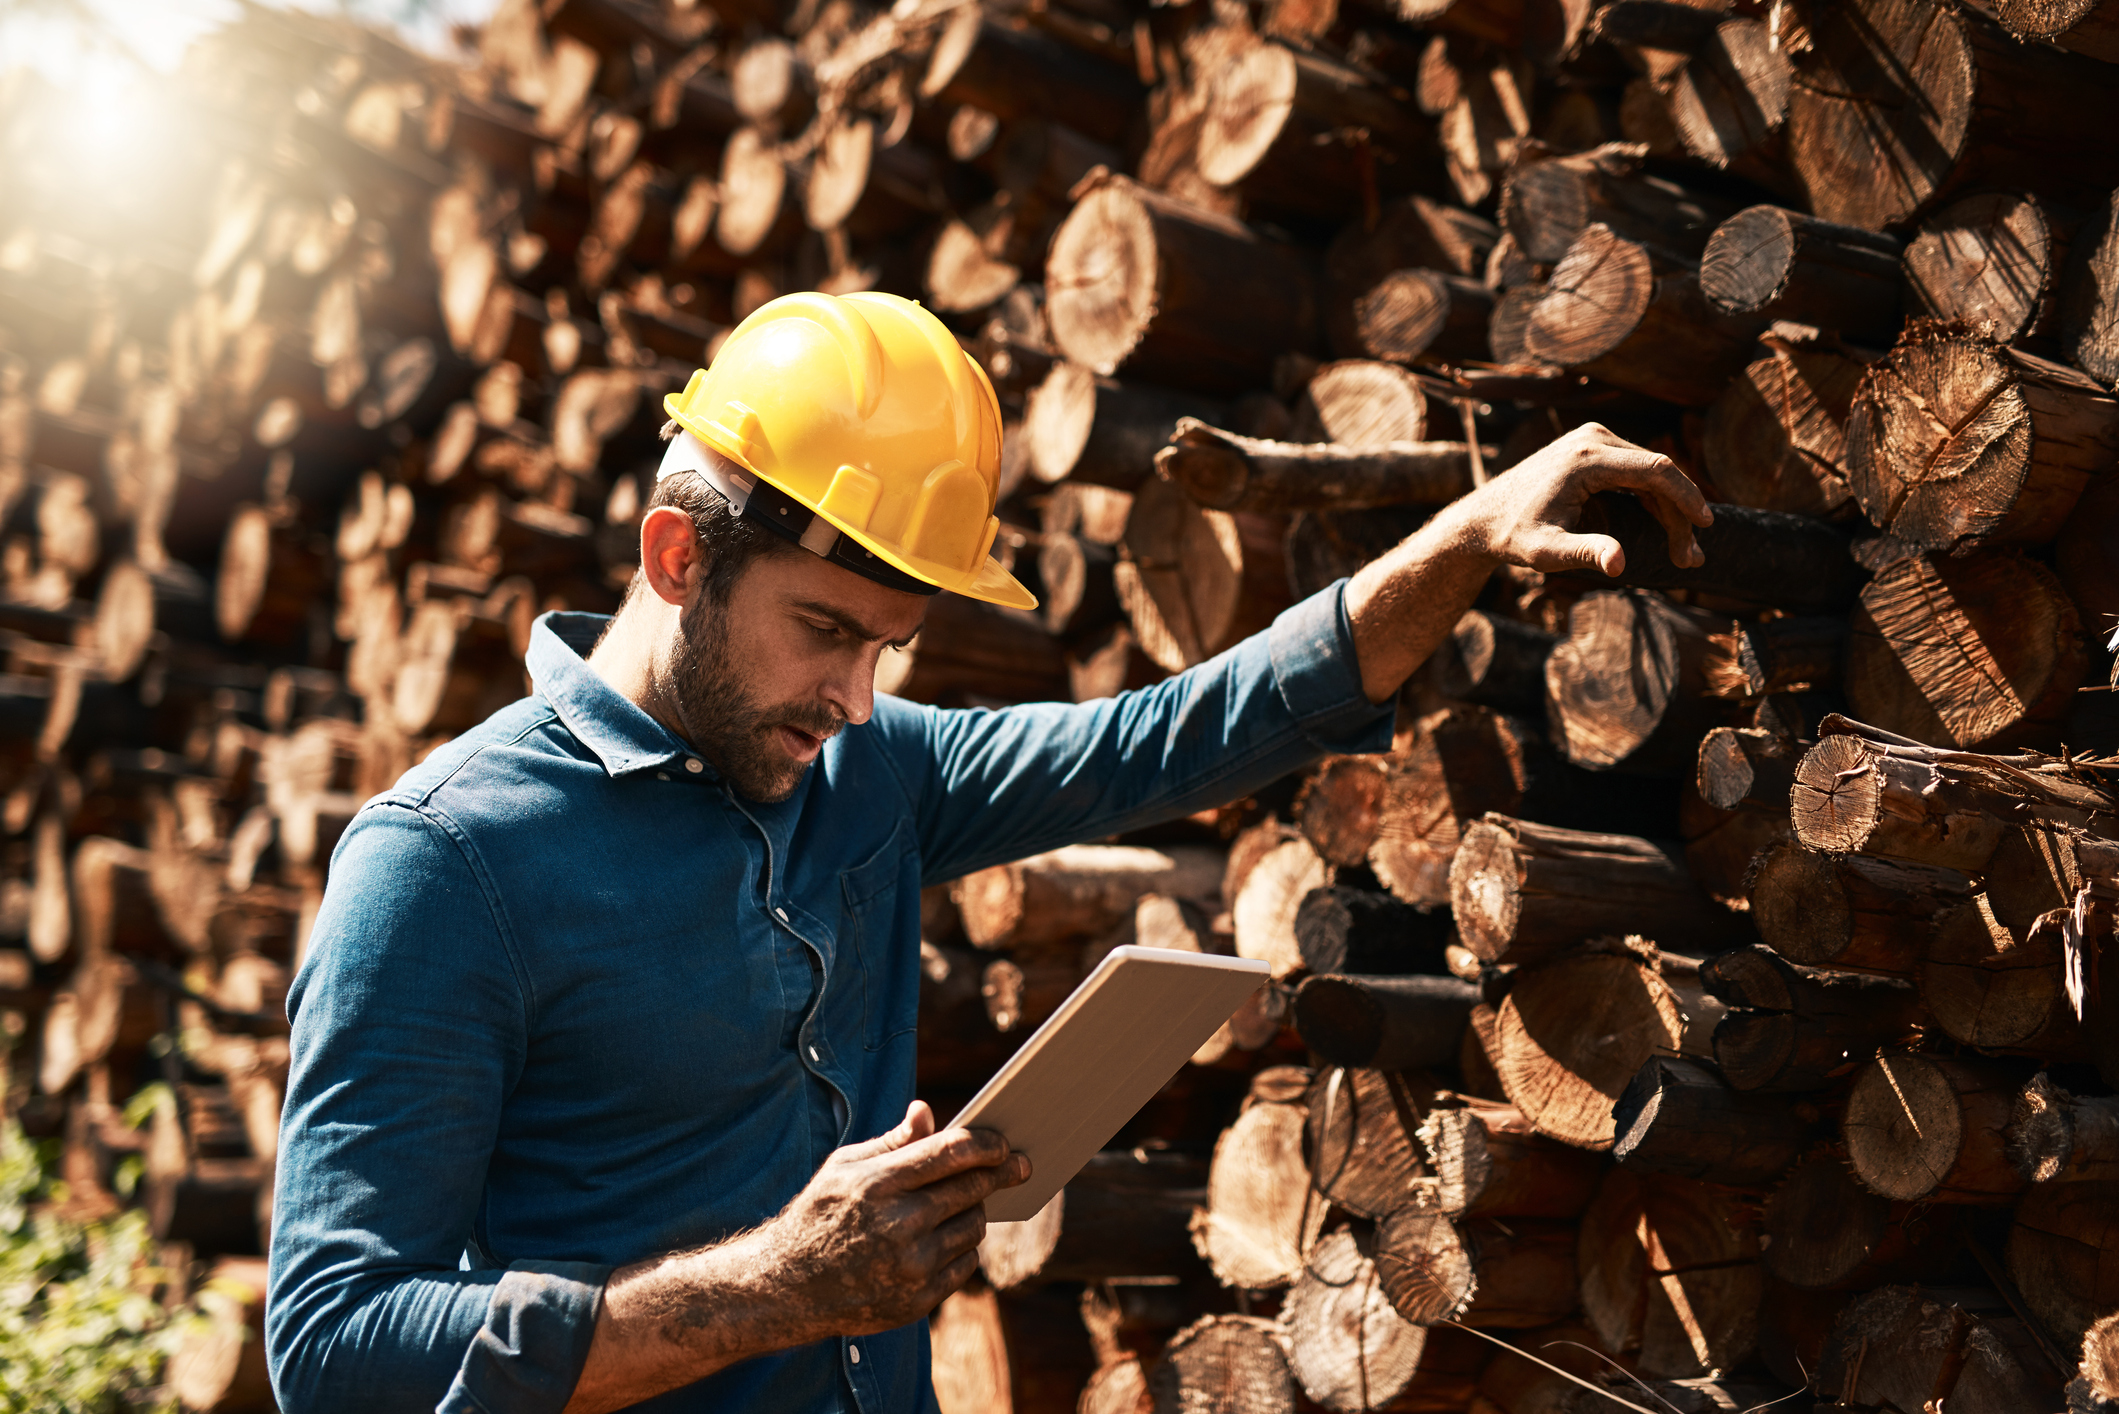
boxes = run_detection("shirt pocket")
[841,819,917,1051]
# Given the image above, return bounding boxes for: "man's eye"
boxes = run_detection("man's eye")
[805,620,840,639]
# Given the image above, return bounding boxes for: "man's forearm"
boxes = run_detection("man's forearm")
[1344,497,1498,704]
[563,1233,790,1414]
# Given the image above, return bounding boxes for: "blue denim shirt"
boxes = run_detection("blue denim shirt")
[266,581,1392,1414]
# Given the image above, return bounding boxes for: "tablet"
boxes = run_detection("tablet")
[949,944,1270,1222]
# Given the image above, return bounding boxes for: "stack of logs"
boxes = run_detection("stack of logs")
[5,0,2119,1408]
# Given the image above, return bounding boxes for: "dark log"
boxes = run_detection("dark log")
[1022,364,1222,490]
[1353,269,1494,365]
[1845,551,2089,751]
[1449,814,1734,966]
[1428,611,1554,719]
[1577,491,1863,614]
[1148,1316,1295,1414]
[874,594,1070,708]
[1577,1168,1762,1378]
[2057,473,2119,632]
[2010,1075,2119,1184]
[2063,186,2119,385]
[1842,1053,2028,1204]
[1045,174,1321,395]
[1290,886,1450,977]
[1846,320,2119,552]
[1919,899,2083,1056]
[1324,195,1497,358]
[1153,419,1480,516]
[977,1149,1206,1289]
[951,844,1222,952]
[1498,142,1738,265]
[1700,206,1903,344]
[1708,618,1845,703]
[1702,943,1927,1091]
[1693,726,1799,812]
[1365,707,1532,908]
[2081,1312,2119,1414]
[1194,1070,1317,1288]
[1290,359,1428,445]
[1763,1149,1969,1291]
[1612,1055,1811,1187]
[921,12,1143,149]
[1785,0,2119,229]
[1293,973,1476,1070]
[1906,191,2078,347]
[2009,1180,2119,1363]
[1115,477,1289,676]
[216,505,327,648]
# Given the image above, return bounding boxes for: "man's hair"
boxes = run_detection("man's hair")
[632,425,799,608]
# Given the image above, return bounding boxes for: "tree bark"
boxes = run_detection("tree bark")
[1290,885,1451,976]
[1846,551,2089,751]
[1046,174,1320,395]
[1702,943,1927,1091]
[1788,726,2119,872]
[1022,363,1223,490]
[1612,1055,1812,1187]
[1575,491,1863,614]
[1842,1053,2028,1204]
[1153,419,1480,516]
[1846,320,2119,552]
[2009,1074,2119,1184]
[1700,206,1903,345]
[921,12,1143,149]
[1292,974,1477,1070]
[1449,814,1732,966]
[1488,939,1684,1150]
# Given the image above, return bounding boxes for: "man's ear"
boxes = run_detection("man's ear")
[639,506,701,607]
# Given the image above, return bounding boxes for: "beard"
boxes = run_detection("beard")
[656,588,845,803]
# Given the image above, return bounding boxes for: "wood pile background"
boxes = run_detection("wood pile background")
[4,0,2119,1409]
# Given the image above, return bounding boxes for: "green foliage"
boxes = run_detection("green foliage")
[0,1120,205,1414]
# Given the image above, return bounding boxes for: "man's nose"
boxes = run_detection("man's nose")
[823,651,877,727]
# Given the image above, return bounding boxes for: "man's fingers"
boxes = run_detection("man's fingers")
[874,1126,1015,1190]
[1521,526,1624,577]
[910,1159,1029,1224]
[933,1204,987,1261]
[832,1101,937,1164]
[1582,448,1713,568]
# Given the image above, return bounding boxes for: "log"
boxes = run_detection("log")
[1706,619,1845,704]
[1152,419,1480,515]
[1034,530,1121,643]
[1920,899,2082,1056]
[875,595,1069,709]
[715,127,797,259]
[1701,332,1867,520]
[167,1255,272,1414]
[390,600,522,736]
[2008,1074,2119,1184]
[1814,1284,2066,1414]
[2058,474,2119,633]
[1905,191,2078,347]
[1283,1227,1428,1412]
[1701,943,1926,1091]
[1842,1054,2028,1204]
[1788,724,2119,872]
[1291,360,1428,446]
[2063,186,2119,386]
[1413,1098,1605,1219]
[1323,195,1497,358]
[1498,143,1738,265]
[1693,726,1799,814]
[1744,840,1959,976]
[1368,707,1530,909]
[1576,1168,1762,1379]
[921,13,1143,149]
[1290,886,1451,976]
[1353,269,1494,365]
[1611,1055,1810,1187]
[1305,1065,1428,1220]
[1148,1316,1295,1414]
[1292,974,1477,1071]
[1488,939,1684,1150]
[1520,224,1760,406]
[1846,552,2089,750]
[1374,1210,1577,1329]
[2081,1314,2119,1414]
[1115,476,1288,674]
[1541,590,1732,777]
[1575,491,1863,615]
[978,1150,1206,1289]
[217,505,328,647]
[1045,174,1320,395]
[1449,815,1732,967]
[1428,611,1554,718]
[952,844,1223,951]
[1659,16,1794,186]
[1699,206,1903,345]
[1195,41,1433,220]
[1846,321,2119,552]
[1022,363,1223,490]
[1784,0,2119,229]
[1762,1149,1966,1291]
[1294,759,1391,870]
[1191,1070,1321,1288]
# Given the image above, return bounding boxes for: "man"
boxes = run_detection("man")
[266,291,1708,1414]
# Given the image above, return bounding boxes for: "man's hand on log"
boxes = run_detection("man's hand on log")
[563,1101,1026,1414]
[1343,422,1712,704]
[751,1100,1028,1341]
[1470,421,1712,576]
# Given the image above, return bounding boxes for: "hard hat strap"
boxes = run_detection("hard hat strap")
[657,431,940,597]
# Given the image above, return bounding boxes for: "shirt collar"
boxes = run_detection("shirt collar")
[527,611,705,778]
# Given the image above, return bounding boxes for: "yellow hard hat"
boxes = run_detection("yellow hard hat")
[662,290,1035,610]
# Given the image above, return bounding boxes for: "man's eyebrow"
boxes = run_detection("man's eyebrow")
[791,598,921,649]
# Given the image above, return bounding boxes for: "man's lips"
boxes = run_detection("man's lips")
[777,724,825,762]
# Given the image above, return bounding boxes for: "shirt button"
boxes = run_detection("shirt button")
[774,907,788,922]
[656,772,669,781]
[849,1345,861,1365]
[808,1045,819,1061]
[684,759,703,773]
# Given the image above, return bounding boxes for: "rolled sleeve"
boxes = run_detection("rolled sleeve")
[1268,575,1394,752]
[439,1261,611,1414]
